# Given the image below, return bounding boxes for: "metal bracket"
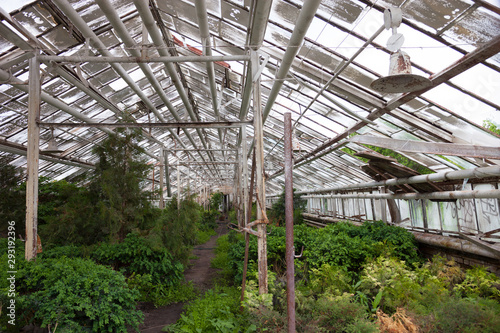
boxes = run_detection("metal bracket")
[251,50,268,82]
[294,246,304,258]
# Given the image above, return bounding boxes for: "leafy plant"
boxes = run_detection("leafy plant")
[92,232,184,286]
[163,286,255,333]
[12,257,143,332]
[454,266,500,300]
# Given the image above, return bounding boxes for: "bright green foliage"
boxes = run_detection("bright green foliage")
[11,257,143,332]
[163,286,256,333]
[92,232,184,286]
[483,119,500,135]
[454,266,500,300]
[348,220,421,267]
[308,263,353,296]
[228,221,421,284]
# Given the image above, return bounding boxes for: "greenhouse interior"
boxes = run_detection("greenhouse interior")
[1,0,500,332]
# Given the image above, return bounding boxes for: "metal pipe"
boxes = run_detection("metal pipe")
[178,161,238,165]
[25,52,40,261]
[38,54,249,63]
[194,0,224,152]
[238,0,274,128]
[284,112,296,332]
[94,0,214,176]
[39,120,252,128]
[132,0,212,155]
[52,0,164,129]
[261,0,322,122]
[166,149,238,152]
[301,189,500,200]
[295,166,500,195]
[0,141,95,169]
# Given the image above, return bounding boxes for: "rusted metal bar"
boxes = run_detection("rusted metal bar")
[25,52,40,261]
[284,112,296,331]
[254,75,268,294]
[39,120,252,129]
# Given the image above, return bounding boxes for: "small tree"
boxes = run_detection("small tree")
[89,127,155,242]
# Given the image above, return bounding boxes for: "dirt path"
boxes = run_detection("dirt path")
[138,221,228,332]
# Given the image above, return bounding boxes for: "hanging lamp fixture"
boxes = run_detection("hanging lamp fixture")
[43,127,63,154]
[370,7,432,93]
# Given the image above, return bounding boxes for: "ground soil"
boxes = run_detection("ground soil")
[137,220,228,332]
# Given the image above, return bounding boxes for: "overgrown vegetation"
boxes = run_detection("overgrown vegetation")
[181,216,500,333]
[0,131,223,331]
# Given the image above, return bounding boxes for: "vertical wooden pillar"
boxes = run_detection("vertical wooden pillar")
[25,52,41,261]
[159,149,164,209]
[253,71,268,294]
[164,150,172,197]
[177,161,181,207]
[242,125,249,231]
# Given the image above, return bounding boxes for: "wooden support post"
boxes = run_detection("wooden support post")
[159,149,164,209]
[242,125,249,233]
[254,74,268,294]
[164,150,171,197]
[25,52,41,261]
[240,150,256,312]
[177,161,180,207]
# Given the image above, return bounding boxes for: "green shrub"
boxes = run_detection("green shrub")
[314,293,378,333]
[196,228,216,245]
[163,286,255,332]
[127,274,199,308]
[39,244,84,259]
[211,233,242,283]
[427,297,500,333]
[92,232,184,286]
[12,257,143,332]
[454,266,500,300]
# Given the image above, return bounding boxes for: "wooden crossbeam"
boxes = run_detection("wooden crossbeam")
[350,135,500,159]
